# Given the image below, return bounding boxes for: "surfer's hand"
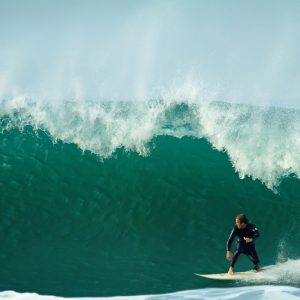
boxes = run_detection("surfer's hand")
[226,251,232,261]
[243,237,253,243]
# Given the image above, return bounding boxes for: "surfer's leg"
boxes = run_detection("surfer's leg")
[231,250,241,268]
[246,246,260,270]
[228,251,241,275]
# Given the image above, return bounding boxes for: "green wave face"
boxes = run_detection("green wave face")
[0,125,299,297]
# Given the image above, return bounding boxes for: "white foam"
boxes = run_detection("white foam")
[1,286,300,300]
[0,98,299,189]
[195,102,300,189]
[242,259,300,285]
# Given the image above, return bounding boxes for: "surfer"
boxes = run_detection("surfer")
[226,214,261,275]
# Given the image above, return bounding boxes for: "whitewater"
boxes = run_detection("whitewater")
[1,98,300,189]
[1,286,300,300]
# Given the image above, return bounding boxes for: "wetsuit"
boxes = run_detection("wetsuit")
[226,223,260,270]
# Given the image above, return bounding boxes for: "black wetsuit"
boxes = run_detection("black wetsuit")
[226,224,260,270]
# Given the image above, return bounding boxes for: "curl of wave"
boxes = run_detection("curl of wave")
[1,97,299,189]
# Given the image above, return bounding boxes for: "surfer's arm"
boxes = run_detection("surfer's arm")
[226,227,237,251]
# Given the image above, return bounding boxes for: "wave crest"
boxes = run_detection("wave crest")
[1,97,299,189]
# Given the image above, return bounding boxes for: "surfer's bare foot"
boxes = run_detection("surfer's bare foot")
[253,265,263,272]
[254,268,264,273]
[227,267,234,275]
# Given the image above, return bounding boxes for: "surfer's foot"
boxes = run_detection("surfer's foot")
[227,267,234,275]
[254,268,264,273]
[253,265,262,272]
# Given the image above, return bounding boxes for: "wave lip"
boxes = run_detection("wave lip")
[1,98,300,189]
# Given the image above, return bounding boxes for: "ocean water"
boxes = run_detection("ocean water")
[0,100,300,299]
[1,0,300,299]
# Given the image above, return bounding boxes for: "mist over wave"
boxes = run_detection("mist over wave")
[1,0,300,107]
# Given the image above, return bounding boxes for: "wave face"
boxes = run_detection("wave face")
[0,100,300,297]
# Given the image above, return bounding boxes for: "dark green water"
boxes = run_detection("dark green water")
[0,126,299,297]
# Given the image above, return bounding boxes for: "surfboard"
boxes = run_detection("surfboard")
[194,271,257,280]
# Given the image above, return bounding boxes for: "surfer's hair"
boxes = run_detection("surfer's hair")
[236,214,249,224]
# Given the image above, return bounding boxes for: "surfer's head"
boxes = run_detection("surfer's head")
[235,214,248,229]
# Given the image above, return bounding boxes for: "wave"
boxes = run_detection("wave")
[1,113,300,296]
[1,98,299,189]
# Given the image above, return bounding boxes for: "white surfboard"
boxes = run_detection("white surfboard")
[194,271,257,280]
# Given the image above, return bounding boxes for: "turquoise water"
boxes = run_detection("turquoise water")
[1,0,300,298]
[1,101,300,298]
